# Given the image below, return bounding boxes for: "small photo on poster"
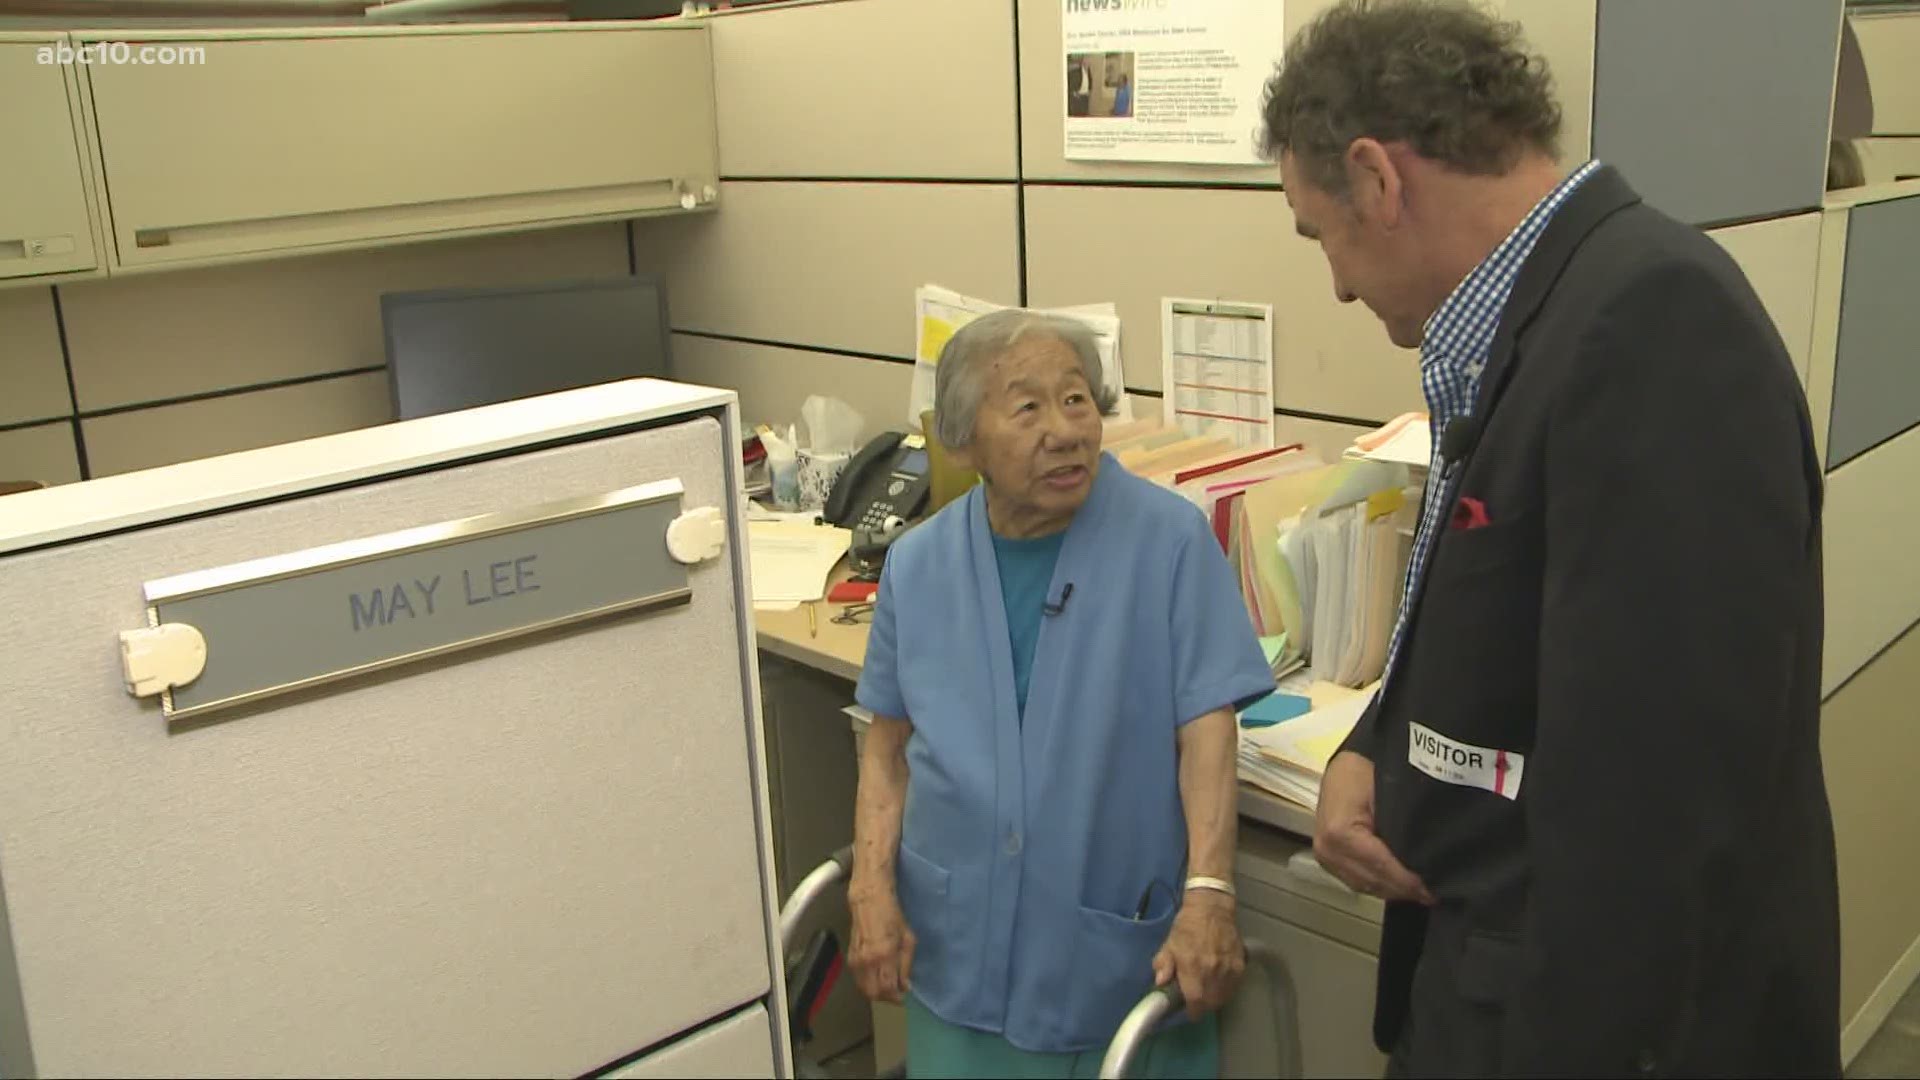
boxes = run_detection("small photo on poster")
[1066,51,1135,119]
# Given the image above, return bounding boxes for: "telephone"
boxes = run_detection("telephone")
[823,430,933,531]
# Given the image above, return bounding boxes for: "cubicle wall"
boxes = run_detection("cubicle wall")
[628,0,1016,442]
[1589,0,1840,227]
[0,0,1909,1064]
[1826,194,1920,469]
[1854,7,1920,135]
[1805,180,1920,1058]
[1812,186,1920,703]
[0,223,630,483]
[638,0,1838,462]
[0,387,790,1076]
[0,0,1840,479]
[1841,8,1920,185]
[631,0,1920,1063]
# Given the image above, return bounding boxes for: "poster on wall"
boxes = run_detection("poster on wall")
[1063,0,1288,166]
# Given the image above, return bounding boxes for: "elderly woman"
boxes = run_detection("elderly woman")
[849,309,1275,1078]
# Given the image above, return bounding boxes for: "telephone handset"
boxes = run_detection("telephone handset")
[823,431,933,531]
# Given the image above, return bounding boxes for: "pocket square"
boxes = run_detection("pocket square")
[1450,496,1491,530]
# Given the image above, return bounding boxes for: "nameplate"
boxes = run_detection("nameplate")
[143,481,692,720]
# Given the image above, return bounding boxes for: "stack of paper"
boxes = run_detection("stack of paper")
[1286,492,1404,686]
[1237,684,1377,809]
[1248,460,1406,687]
[747,521,851,607]
[1097,427,1417,688]
[1114,435,1232,481]
[1223,463,1341,652]
[1346,412,1431,468]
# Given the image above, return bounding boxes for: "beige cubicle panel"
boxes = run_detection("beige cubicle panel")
[59,223,628,413]
[1017,0,1595,185]
[632,180,1020,360]
[1500,0,1597,165]
[671,332,913,438]
[1707,212,1821,389]
[80,371,391,477]
[709,0,1016,180]
[0,422,81,488]
[1855,137,1920,185]
[0,288,71,427]
[1823,622,1920,1061]
[1852,10,1920,135]
[1821,422,1920,699]
[1278,414,1377,462]
[1024,183,1420,421]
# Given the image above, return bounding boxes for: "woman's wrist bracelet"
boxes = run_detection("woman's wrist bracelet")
[1184,875,1236,899]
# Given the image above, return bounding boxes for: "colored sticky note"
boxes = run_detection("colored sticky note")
[1366,486,1405,521]
[918,316,963,364]
[1240,692,1312,729]
[1259,633,1289,666]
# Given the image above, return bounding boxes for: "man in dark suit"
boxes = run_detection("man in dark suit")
[1068,57,1093,118]
[1259,2,1840,1075]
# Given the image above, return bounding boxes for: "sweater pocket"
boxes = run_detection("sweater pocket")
[895,844,957,1010]
[1066,901,1176,1049]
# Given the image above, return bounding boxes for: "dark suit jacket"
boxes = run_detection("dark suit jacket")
[1344,166,1840,1077]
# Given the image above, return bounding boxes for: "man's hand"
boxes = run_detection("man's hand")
[847,884,916,1004]
[1151,890,1244,1018]
[1315,750,1436,904]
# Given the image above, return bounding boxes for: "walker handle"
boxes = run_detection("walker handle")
[1097,982,1185,1080]
[778,847,857,955]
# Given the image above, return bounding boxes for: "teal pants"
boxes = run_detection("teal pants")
[904,993,1219,1080]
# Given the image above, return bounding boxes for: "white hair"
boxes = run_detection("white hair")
[931,308,1119,449]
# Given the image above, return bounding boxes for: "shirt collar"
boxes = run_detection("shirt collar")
[1420,159,1601,376]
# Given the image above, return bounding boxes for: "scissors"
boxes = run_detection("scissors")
[831,602,876,626]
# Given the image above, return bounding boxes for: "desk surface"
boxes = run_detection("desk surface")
[754,563,868,683]
[752,557,1316,840]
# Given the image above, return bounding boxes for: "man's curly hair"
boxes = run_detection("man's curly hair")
[1260,0,1562,194]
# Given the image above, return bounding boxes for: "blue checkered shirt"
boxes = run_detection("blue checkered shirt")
[1378,160,1601,694]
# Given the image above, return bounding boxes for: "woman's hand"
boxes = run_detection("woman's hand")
[1151,890,1244,1018]
[847,885,916,1004]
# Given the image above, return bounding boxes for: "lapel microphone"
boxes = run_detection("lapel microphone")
[1042,583,1074,617]
[1440,415,1482,464]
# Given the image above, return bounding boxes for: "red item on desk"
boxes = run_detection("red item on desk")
[827,581,879,604]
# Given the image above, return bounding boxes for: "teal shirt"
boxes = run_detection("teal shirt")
[991,529,1067,717]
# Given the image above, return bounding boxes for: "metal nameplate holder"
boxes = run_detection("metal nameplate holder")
[117,480,730,722]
